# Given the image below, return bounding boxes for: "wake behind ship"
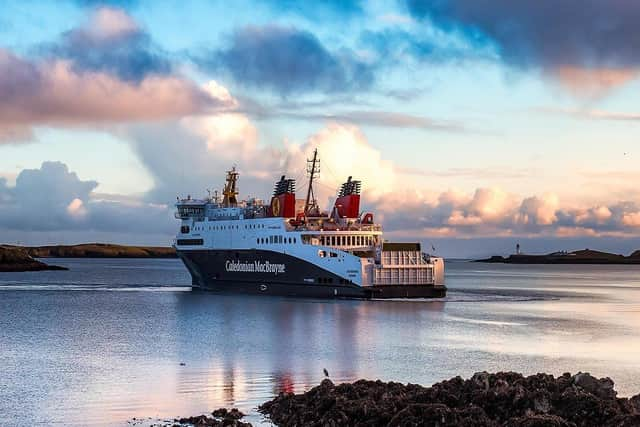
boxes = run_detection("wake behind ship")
[174,150,446,299]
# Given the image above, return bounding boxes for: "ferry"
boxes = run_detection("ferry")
[174,150,446,299]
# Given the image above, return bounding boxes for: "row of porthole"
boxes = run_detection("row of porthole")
[193,223,269,231]
[257,236,297,245]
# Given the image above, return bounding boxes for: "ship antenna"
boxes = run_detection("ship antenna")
[304,148,320,217]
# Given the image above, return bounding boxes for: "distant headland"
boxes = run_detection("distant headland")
[18,243,177,258]
[476,249,640,264]
[0,243,177,272]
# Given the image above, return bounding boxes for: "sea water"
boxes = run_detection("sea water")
[1,259,640,426]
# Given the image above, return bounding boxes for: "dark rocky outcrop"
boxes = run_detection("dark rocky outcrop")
[259,372,640,426]
[164,408,250,426]
[0,246,68,272]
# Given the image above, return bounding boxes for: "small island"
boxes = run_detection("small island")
[0,246,68,272]
[476,248,640,265]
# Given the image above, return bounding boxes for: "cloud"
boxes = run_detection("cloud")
[282,110,465,132]
[0,49,228,142]
[516,194,559,226]
[0,161,172,234]
[0,161,97,230]
[561,108,640,122]
[404,0,640,89]
[42,6,170,82]
[126,100,397,208]
[200,25,375,95]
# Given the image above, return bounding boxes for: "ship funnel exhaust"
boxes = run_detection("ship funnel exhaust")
[334,176,361,218]
[270,175,296,217]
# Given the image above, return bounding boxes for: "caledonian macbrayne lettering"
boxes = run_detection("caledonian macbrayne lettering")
[225,260,286,275]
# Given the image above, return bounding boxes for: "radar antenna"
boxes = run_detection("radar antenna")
[222,166,239,207]
[304,148,320,217]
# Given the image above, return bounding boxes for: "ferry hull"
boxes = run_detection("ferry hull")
[178,249,447,299]
[178,249,367,298]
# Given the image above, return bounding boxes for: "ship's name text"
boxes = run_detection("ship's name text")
[225,260,286,275]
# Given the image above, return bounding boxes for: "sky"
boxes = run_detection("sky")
[1,0,640,257]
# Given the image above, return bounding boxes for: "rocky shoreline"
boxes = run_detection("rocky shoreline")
[258,372,640,427]
[162,371,640,426]
[0,246,68,272]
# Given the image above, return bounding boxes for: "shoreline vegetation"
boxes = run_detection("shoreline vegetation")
[475,249,640,265]
[0,246,68,272]
[164,371,640,426]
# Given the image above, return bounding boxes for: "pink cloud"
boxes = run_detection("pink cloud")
[0,50,230,142]
[554,66,638,96]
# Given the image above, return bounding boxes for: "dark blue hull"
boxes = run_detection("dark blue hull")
[178,249,367,298]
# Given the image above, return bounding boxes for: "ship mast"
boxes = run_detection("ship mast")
[222,166,239,207]
[304,148,320,217]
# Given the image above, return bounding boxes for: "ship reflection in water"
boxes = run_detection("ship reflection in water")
[2,259,640,426]
[171,290,446,408]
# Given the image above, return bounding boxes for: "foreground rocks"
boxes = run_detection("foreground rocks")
[0,246,68,272]
[176,408,251,426]
[259,372,640,426]
[136,408,252,426]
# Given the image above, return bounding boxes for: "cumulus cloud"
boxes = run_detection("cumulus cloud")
[0,161,97,230]
[0,161,172,234]
[200,25,375,95]
[404,0,640,90]
[126,100,397,208]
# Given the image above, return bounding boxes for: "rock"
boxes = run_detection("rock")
[387,403,457,426]
[605,414,640,427]
[571,372,616,400]
[258,372,640,427]
[471,372,490,391]
[174,408,251,427]
[503,414,575,427]
[628,394,640,412]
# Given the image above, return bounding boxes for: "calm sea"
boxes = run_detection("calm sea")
[2,259,640,426]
